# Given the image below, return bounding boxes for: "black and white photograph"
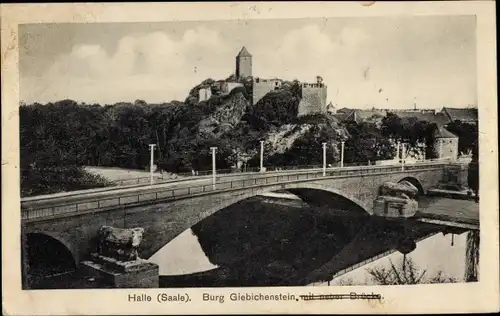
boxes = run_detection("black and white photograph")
[2,2,498,315]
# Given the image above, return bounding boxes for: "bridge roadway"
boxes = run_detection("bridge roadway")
[22,161,449,221]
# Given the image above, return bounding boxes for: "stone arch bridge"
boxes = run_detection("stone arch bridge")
[21,162,455,276]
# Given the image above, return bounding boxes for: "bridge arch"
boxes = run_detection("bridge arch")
[23,232,77,282]
[398,176,425,196]
[143,183,371,259]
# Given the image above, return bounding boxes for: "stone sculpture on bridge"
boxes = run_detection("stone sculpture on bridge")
[96,226,144,262]
[373,182,419,218]
[80,226,159,288]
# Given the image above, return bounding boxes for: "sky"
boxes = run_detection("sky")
[19,16,477,109]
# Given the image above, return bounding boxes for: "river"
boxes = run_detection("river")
[148,194,466,287]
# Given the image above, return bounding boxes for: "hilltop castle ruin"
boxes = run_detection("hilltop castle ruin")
[198,47,328,117]
[236,46,327,116]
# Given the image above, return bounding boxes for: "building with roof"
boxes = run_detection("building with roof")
[388,110,450,127]
[235,46,252,79]
[326,102,337,114]
[332,109,386,125]
[441,107,478,125]
[433,127,459,160]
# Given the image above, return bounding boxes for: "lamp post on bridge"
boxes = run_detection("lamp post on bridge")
[260,141,265,172]
[149,144,156,185]
[340,141,345,168]
[210,147,217,190]
[396,141,401,163]
[401,143,406,171]
[322,142,327,176]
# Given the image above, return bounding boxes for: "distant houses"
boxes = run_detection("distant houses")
[332,107,477,127]
[441,107,478,125]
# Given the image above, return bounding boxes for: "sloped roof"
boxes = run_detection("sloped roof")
[237,46,252,57]
[389,110,449,127]
[434,126,458,138]
[333,110,356,122]
[356,109,387,121]
[442,107,478,122]
[336,107,352,113]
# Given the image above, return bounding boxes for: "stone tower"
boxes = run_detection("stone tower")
[235,46,252,79]
[297,76,328,116]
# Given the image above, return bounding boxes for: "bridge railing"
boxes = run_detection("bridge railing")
[110,164,328,186]
[21,161,450,221]
[107,158,454,187]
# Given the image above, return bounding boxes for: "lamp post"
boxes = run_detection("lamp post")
[340,141,345,168]
[322,142,327,176]
[439,139,443,160]
[149,144,156,185]
[401,143,405,171]
[260,141,264,172]
[210,147,217,189]
[396,141,401,163]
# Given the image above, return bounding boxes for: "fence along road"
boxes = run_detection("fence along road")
[22,160,450,221]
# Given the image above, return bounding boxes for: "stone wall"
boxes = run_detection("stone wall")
[252,78,282,105]
[298,84,327,116]
[198,87,212,102]
[221,82,244,95]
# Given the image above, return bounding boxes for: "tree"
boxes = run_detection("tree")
[381,113,404,140]
[366,256,458,285]
[445,120,478,155]
[343,121,393,164]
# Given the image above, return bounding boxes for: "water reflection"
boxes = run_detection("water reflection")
[149,229,218,275]
[154,194,457,287]
[328,233,467,286]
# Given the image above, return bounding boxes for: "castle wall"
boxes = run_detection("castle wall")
[252,78,282,105]
[236,56,252,79]
[222,82,244,94]
[198,87,212,102]
[298,84,327,116]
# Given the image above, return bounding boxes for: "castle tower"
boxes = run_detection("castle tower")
[235,46,252,79]
[297,76,328,117]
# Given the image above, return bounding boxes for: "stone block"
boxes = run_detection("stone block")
[80,260,159,288]
[373,196,418,218]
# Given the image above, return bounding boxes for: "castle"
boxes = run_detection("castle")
[199,46,328,117]
[236,47,328,116]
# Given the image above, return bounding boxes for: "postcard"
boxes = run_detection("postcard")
[2,1,498,315]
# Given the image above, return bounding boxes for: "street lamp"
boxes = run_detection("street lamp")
[340,141,345,168]
[396,141,401,163]
[149,144,156,185]
[260,141,265,172]
[210,147,217,189]
[401,143,406,171]
[322,143,328,176]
